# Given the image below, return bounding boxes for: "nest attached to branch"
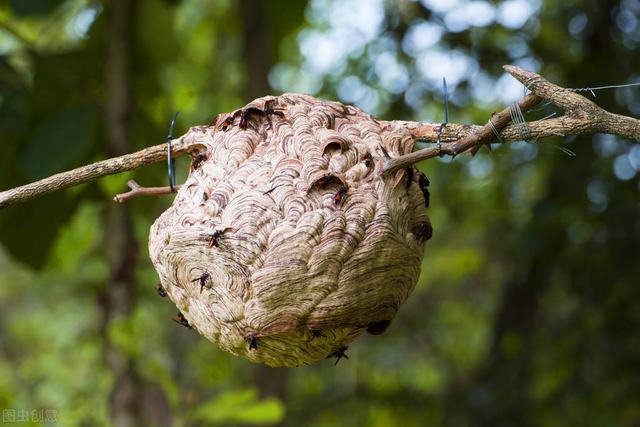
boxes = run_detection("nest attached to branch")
[149,94,432,367]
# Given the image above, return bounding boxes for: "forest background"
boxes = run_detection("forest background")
[0,0,639,426]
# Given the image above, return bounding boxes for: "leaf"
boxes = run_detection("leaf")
[188,389,285,425]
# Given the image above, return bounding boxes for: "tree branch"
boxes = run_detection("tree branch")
[1,65,638,209]
[0,136,198,209]
[381,65,640,175]
[505,65,640,140]
[381,93,541,175]
[113,180,182,203]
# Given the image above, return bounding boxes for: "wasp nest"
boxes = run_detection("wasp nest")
[149,94,432,367]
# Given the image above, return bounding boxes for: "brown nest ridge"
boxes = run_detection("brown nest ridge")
[149,94,432,367]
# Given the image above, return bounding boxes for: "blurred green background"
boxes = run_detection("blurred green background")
[0,0,639,426]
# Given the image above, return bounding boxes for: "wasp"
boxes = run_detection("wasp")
[245,334,258,351]
[361,153,375,178]
[191,153,207,170]
[263,99,285,117]
[313,174,341,190]
[265,107,284,116]
[173,311,192,329]
[239,102,285,129]
[366,320,391,335]
[334,186,347,207]
[406,167,415,189]
[310,330,325,340]
[155,284,167,298]
[363,153,374,170]
[327,346,349,365]
[412,222,433,243]
[239,107,263,129]
[191,273,210,293]
[308,174,345,194]
[415,171,431,208]
[207,227,230,248]
[220,113,237,131]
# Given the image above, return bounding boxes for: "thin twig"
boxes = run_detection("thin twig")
[0,135,202,209]
[113,180,182,203]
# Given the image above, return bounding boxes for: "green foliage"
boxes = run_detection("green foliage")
[20,107,96,179]
[188,389,285,425]
[0,203,110,425]
[0,0,639,426]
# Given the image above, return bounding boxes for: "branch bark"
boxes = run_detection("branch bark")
[0,65,638,209]
[505,65,640,140]
[381,65,639,175]
[0,136,195,209]
[113,180,182,203]
[381,93,542,175]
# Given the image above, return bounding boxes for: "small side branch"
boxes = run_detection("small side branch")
[113,180,182,203]
[0,136,199,209]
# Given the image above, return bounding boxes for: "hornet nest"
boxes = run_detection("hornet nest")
[149,94,432,367]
